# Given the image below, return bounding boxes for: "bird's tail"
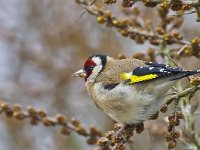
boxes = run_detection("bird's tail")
[170,70,200,81]
[187,70,200,75]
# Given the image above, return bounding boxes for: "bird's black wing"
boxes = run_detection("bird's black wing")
[122,62,198,84]
[133,62,183,78]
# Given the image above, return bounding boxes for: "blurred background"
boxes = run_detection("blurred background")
[0,0,199,150]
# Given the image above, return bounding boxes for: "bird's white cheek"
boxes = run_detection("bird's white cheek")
[92,57,102,65]
[92,65,102,76]
[87,65,102,82]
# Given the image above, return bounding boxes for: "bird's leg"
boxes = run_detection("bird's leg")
[164,86,179,97]
[164,92,178,97]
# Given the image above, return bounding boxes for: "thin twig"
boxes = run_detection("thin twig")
[166,85,200,105]
[80,0,98,17]
[155,48,179,67]
[171,11,197,16]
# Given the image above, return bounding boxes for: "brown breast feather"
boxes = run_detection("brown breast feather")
[95,58,147,85]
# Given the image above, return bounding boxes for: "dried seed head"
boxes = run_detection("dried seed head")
[103,0,116,4]
[105,10,112,18]
[191,37,200,45]
[149,112,159,120]
[118,53,126,60]
[169,119,177,126]
[30,118,39,125]
[150,38,160,45]
[112,136,121,143]
[90,126,102,136]
[135,123,144,134]
[27,106,37,115]
[120,19,128,26]
[114,123,123,130]
[171,1,183,11]
[173,130,181,138]
[163,33,173,43]
[13,104,22,112]
[97,137,109,146]
[5,109,13,117]
[1,102,10,111]
[76,127,88,136]
[167,125,173,132]
[183,46,193,56]
[132,52,145,59]
[122,0,134,7]
[120,29,129,37]
[112,19,119,26]
[56,114,67,125]
[96,16,104,23]
[13,111,25,120]
[147,48,155,56]
[71,118,80,127]
[105,130,114,139]
[38,109,47,118]
[115,143,125,150]
[176,112,184,119]
[87,137,97,145]
[42,117,56,126]
[60,127,70,135]
[156,27,165,35]
[190,77,200,85]
[182,4,192,11]
[160,1,170,9]
[168,115,175,121]
[168,141,177,149]
[171,30,182,40]
[160,105,168,113]
[143,0,158,7]
[165,134,173,142]
[175,119,180,126]
[124,127,134,139]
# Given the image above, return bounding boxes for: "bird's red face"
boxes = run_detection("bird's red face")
[83,58,97,81]
[72,55,107,82]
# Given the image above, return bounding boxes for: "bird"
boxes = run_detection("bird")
[72,54,200,124]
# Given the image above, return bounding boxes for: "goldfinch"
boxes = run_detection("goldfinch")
[73,55,200,124]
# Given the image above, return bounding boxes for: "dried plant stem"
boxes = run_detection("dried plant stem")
[195,6,200,22]
[134,0,200,7]
[0,101,102,145]
[166,86,200,105]
[77,0,192,46]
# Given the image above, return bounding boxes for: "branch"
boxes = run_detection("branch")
[166,85,200,105]
[0,101,102,145]
[134,0,200,7]
[103,0,200,22]
[76,0,191,46]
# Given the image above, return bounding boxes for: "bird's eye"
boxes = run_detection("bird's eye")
[85,65,95,72]
[89,66,94,69]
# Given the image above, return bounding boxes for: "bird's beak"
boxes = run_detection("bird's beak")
[72,69,87,78]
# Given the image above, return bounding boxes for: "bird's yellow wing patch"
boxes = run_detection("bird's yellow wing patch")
[121,72,158,84]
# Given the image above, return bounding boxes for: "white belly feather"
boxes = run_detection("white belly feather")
[89,81,175,124]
